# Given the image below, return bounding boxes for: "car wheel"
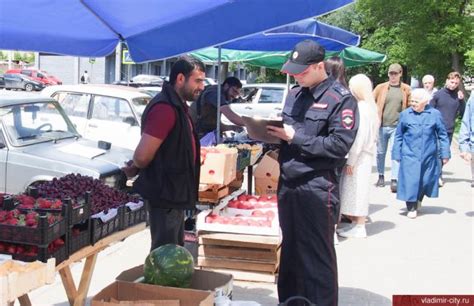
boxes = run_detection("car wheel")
[25,83,34,92]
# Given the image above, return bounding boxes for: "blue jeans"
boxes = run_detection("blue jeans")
[377,126,399,180]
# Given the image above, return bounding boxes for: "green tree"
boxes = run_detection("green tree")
[355,0,473,84]
[320,1,473,86]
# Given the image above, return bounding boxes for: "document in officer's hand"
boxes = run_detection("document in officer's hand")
[241,115,283,144]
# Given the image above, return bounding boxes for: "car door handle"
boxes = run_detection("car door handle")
[88,124,98,128]
[274,107,282,110]
[244,106,253,110]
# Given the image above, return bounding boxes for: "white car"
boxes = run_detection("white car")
[222,83,288,125]
[41,84,151,150]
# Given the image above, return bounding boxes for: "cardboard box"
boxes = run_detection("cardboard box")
[0,259,55,304]
[253,150,279,182]
[91,281,213,306]
[255,177,278,195]
[116,266,233,299]
[200,150,238,185]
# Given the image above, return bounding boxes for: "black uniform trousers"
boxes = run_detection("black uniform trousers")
[146,200,184,252]
[277,170,340,306]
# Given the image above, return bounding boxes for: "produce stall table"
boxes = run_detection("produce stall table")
[10,223,146,306]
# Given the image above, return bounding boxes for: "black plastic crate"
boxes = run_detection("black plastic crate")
[16,196,91,226]
[1,236,69,266]
[122,204,147,229]
[67,198,91,225]
[90,206,124,245]
[0,216,67,246]
[69,220,91,254]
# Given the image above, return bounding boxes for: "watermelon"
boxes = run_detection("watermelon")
[143,244,195,288]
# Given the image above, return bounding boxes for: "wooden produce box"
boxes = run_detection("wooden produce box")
[198,184,230,204]
[0,258,55,305]
[197,233,281,283]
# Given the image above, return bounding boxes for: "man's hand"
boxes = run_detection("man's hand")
[267,124,295,142]
[458,90,464,100]
[442,158,449,165]
[122,160,139,178]
[460,152,472,162]
[345,165,354,176]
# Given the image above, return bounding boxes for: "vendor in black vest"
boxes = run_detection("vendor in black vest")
[122,56,205,251]
[190,76,245,139]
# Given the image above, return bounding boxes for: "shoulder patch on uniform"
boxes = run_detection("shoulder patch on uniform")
[334,83,350,96]
[341,109,355,129]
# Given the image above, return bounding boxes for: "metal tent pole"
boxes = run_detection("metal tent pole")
[216,46,222,144]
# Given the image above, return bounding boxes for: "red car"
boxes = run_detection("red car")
[6,68,62,86]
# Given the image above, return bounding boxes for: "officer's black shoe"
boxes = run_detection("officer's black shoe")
[376,175,385,187]
[390,179,397,193]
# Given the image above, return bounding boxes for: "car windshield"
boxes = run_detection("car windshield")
[132,97,151,117]
[259,88,285,104]
[1,101,79,146]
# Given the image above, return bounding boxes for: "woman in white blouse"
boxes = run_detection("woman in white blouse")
[338,74,380,238]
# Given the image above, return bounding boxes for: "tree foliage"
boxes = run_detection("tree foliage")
[320,1,473,86]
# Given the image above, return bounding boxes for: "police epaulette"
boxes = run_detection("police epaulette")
[333,84,350,96]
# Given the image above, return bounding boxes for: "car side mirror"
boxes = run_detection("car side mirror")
[123,116,138,126]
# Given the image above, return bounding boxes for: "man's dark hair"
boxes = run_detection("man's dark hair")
[169,56,205,86]
[223,76,242,88]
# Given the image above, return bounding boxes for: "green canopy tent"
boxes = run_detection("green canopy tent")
[191,46,386,69]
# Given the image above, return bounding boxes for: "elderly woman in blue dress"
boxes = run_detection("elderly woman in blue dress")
[392,88,451,218]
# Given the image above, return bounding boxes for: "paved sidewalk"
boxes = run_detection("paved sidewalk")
[27,145,473,305]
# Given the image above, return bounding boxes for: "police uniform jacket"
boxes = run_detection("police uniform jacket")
[279,77,359,181]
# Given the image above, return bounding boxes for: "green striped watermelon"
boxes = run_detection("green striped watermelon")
[143,244,195,288]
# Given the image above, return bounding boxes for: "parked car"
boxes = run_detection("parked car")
[222,83,288,125]
[138,86,162,97]
[6,69,62,86]
[0,94,132,194]
[41,84,151,150]
[1,73,45,92]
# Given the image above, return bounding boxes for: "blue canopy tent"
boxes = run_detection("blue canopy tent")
[0,0,353,63]
[221,19,360,51]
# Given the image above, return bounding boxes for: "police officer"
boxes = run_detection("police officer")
[267,40,358,306]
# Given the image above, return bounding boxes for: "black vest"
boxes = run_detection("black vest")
[133,82,200,209]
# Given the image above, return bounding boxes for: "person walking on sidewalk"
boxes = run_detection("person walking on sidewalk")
[422,74,437,98]
[429,71,465,187]
[122,56,205,251]
[338,74,379,238]
[459,91,474,187]
[392,89,450,219]
[267,40,358,306]
[373,63,411,193]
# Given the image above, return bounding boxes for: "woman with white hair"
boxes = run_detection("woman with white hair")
[338,74,379,238]
[392,88,451,218]
[422,74,437,98]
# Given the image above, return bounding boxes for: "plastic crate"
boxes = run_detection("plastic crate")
[5,236,69,266]
[0,216,67,246]
[122,204,147,229]
[69,202,91,225]
[69,220,91,254]
[90,206,124,245]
